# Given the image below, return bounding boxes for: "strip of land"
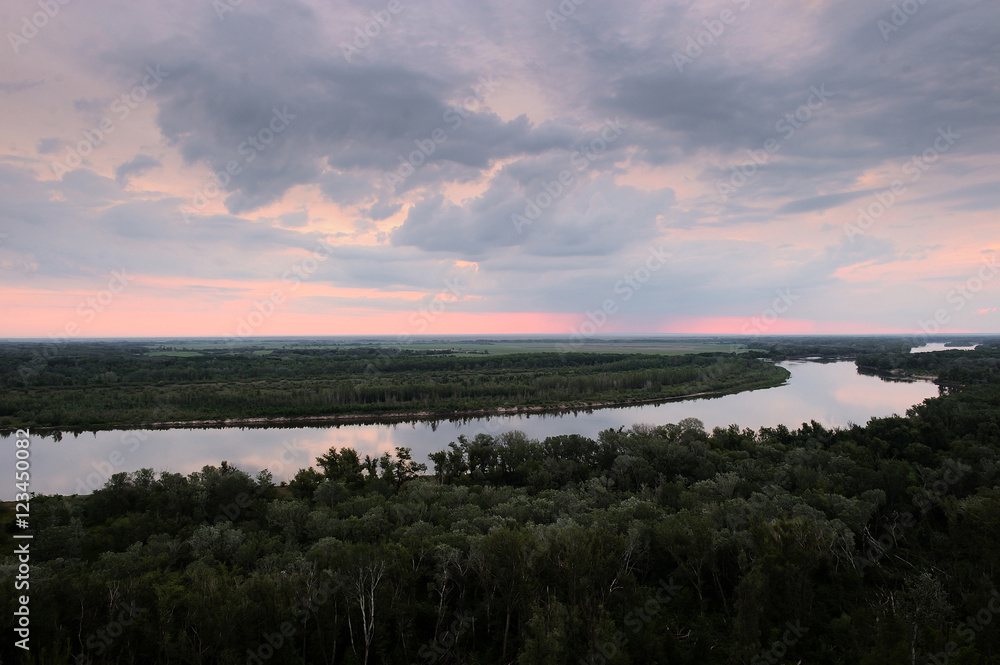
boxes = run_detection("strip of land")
[0,341,789,431]
[70,385,782,432]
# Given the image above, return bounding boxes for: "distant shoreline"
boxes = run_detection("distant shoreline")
[10,381,787,436]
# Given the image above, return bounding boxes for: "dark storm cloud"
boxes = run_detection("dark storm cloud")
[596,0,1000,207]
[76,0,998,265]
[88,4,565,220]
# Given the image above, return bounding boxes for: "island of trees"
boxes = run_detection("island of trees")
[0,341,789,431]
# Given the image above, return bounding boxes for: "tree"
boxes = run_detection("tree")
[316,446,364,489]
[341,546,388,665]
[289,467,323,500]
[472,527,536,661]
[387,447,427,493]
[430,441,468,484]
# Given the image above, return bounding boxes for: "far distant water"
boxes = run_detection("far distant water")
[5,361,939,497]
[911,343,978,353]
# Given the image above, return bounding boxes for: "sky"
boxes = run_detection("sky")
[0,0,998,339]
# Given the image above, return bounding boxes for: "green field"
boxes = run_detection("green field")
[392,338,745,355]
[118,336,749,357]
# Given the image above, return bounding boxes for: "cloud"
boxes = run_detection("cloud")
[1,0,999,334]
[36,138,61,155]
[115,154,162,184]
[0,79,44,94]
[776,190,877,215]
[365,200,402,221]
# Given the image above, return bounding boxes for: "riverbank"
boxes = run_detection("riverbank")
[856,366,940,383]
[15,376,790,435]
[0,348,790,434]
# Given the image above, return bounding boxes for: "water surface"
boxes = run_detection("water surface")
[6,361,939,496]
[911,343,978,353]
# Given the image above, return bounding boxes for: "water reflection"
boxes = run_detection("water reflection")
[4,361,940,497]
[911,343,978,353]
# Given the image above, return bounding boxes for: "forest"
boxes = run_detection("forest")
[0,342,788,431]
[3,344,1000,663]
[856,346,1000,386]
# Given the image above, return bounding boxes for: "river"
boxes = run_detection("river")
[911,343,978,353]
[6,360,940,496]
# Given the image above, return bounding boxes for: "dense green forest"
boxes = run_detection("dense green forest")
[749,335,997,361]
[0,343,789,431]
[857,346,1000,386]
[4,346,1000,663]
[751,335,916,359]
